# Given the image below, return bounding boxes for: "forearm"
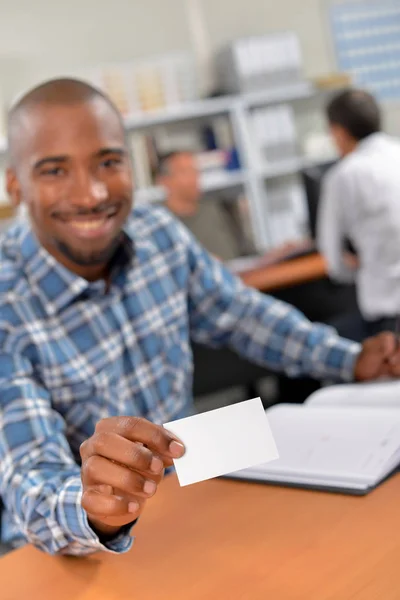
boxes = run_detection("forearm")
[3,468,134,556]
[0,365,134,555]
[191,280,360,381]
[186,232,360,382]
[232,288,360,381]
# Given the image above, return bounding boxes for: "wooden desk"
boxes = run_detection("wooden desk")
[240,253,328,292]
[2,474,399,600]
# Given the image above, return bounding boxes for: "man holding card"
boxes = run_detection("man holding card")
[1,78,400,557]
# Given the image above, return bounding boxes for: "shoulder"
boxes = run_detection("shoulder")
[0,220,29,294]
[323,157,355,187]
[0,221,32,341]
[322,152,368,198]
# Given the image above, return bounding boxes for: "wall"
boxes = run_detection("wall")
[0,0,399,134]
[0,0,336,104]
[203,0,334,78]
[0,0,192,103]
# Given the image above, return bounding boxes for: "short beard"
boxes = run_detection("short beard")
[55,234,122,267]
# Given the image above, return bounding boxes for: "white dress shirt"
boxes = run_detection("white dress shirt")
[317,132,400,320]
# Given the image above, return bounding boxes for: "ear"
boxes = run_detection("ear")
[6,168,22,207]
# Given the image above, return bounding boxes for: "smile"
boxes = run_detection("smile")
[57,206,121,239]
[68,217,110,230]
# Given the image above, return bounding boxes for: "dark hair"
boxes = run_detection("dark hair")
[326,89,381,141]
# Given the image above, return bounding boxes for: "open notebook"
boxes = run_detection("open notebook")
[227,393,400,495]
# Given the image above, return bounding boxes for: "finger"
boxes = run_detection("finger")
[95,417,185,459]
[388,357,400,376]
[82,488,141,520]
[83,454,160,498]
[376,332,397,359]
[80,432,164,475]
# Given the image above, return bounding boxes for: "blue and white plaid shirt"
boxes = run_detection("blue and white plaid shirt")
[0,205,360,555]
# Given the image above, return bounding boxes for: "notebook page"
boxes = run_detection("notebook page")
[306,380,400,409]
[233,405,400,487]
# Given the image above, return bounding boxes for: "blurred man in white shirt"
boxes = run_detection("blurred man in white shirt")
[317,89,400,340]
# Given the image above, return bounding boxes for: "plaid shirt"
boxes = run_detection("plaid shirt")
[0,206,360,555]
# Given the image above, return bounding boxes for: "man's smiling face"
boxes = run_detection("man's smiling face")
[7,89,134,279]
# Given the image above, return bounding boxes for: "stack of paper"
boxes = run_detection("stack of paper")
[217,32,304,93]
[252,104,298,164]
[265,178,309,247]
[85,53,198,116]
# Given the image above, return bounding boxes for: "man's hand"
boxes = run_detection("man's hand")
[354,332,400,381]
[80,417,185,538]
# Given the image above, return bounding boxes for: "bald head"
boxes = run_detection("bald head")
[7,78,124,165]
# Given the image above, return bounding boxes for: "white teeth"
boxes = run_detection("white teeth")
[69,219,106,230]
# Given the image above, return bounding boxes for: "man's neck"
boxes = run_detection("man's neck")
[51,249,110,281]
[341,138,359,157]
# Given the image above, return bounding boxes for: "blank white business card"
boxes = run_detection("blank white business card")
[164,398,279,487]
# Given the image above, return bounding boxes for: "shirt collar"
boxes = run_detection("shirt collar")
[356,132,384,152]
[21,225,135,317]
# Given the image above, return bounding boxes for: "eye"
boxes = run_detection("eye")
[100,156,124,169]
[40,166,66,177]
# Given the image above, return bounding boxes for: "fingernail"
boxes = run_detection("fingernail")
[169,440,185,458]
[150,456,163,474]
[128,501,139,514]
[143,480,157,496]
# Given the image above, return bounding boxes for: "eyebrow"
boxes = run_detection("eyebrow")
[33,148,127,171]
[33,156,68,170]
[96,147,127,158]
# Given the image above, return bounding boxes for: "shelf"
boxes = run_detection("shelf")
[124,81,314,131]
[135,186,165,204]
[0,82,315,150]
[242,81,315,109]
[124,96,235,131]
[201,170,246,192]
[260,157,308,179]
[260,156,338,179]
[135,169,246,204]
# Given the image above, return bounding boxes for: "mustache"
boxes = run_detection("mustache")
[52,201,121,219]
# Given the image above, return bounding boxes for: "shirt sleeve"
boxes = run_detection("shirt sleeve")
[317,169,356,283]
[183,231,360,382]
[0,351,134,556]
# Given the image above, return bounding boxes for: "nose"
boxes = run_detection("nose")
[72,170,108,208]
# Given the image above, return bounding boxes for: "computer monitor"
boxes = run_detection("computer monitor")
[301,159,357,256]
[300,160,337,239]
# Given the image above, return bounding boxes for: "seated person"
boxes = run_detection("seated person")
[155,150,255,261]
[317,88,400,340]
[1,78,399,557]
